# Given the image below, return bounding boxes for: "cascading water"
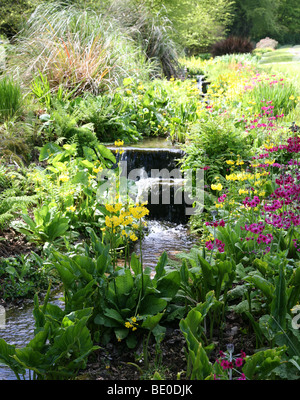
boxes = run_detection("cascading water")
[107,137,198,267]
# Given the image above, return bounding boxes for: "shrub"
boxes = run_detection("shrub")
[211,36,254,57]
[180,113,250,182]
[255,37,278,50]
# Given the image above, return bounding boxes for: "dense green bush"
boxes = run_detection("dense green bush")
[180,113,251,181]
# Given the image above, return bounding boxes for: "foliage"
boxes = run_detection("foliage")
[180,113,251,183]
[211,36,254,58]
[12,204,72,246]
[0,291,99,380]
[0,253,52,300]
[9,2,153,96]
[0,75,23,122]
[0,0,41,38]
[157,0,235,54]
[107,0,181,79]
[49,227,182,349]
[0,165,38,230]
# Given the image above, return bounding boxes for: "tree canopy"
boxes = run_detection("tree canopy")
[1,0,300,51]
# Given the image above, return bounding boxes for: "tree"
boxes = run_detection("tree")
[137,0,234,54]
[229,0,281,41]
[276,0,300,44]
[228,0,300,44]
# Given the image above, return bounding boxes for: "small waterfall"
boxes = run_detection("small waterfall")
[107,139,190,223]
[107,138,198,268]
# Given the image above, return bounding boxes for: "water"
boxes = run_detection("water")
[133,220,198,269]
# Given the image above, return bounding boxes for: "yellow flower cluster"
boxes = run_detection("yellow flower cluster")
[226,171,268,182]
[58,173,70,183]
[211,183,223,191]
[104,202,149,240]
[105,203,123,213]
[114,139,124,147]
[128,204,149,219]
[125,316,138,331]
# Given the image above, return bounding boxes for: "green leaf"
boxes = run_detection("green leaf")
[115,270,134,297]
[141,313,164,331]
[155,251,167,279]
[270,264,287,331]
[243,348,285,380]
[245,274,274,302]
[95,144,116,164]
[156,270,180,300]
[139,296,167,315]
[39,142,62,161]
[0,339,25,377]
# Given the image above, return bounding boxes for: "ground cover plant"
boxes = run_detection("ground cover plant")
[0,1,300,382]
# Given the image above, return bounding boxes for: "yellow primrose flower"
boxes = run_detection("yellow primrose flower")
[58,173,69,183]
[226,160,235,165]
[66,205,76,212]
[130,233,138,241]
[114,139,124,147]
[105,203,123,213]
[211,183,223,191]
[129,205,149,219]
[93,166,102,173]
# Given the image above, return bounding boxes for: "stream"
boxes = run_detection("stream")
[0,137,199,380]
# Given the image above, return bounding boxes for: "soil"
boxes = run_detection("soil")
[0,228,37,259]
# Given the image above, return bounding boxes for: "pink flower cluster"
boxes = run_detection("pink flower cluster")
[242,221,264,233]
[264,211,300,229]
[218,194,227,203]
[205,239,225,253]
[266,136,300,154]
[242,196,260,208]
[293,239,300,252]
[205,219,226,228]
[214,350,247,380]
[240,222,273,251]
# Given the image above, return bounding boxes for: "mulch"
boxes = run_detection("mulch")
[0,228,36,259]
